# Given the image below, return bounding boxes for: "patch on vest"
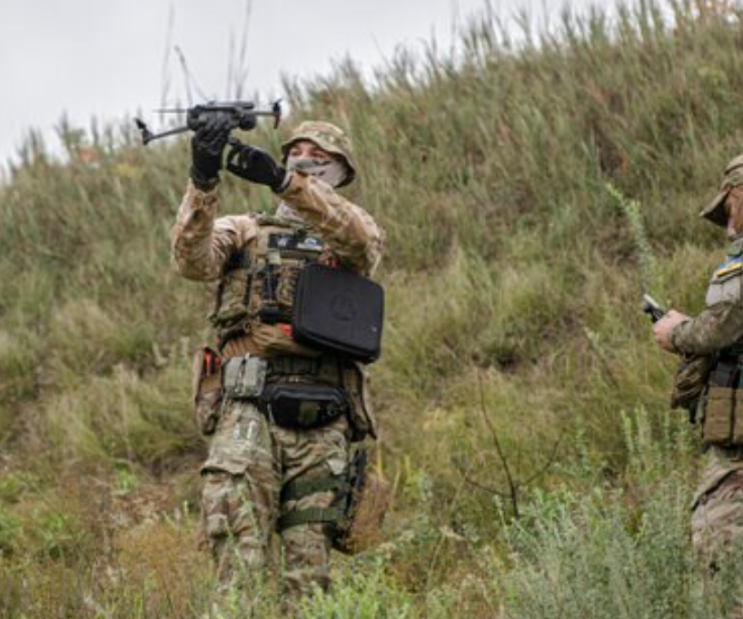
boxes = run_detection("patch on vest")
[715,257,743,279]
[268,232,324,254]
[707,258,743,306]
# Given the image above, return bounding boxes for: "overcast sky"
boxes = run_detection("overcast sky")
[0,0,608,169]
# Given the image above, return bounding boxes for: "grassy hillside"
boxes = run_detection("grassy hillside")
[3,1,743,616]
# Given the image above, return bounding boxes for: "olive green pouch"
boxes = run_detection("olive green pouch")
[702,386,735,444]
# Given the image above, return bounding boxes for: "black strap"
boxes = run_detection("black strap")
[281,474,347,503]
[278,474,349,532]
[268,356,320,376]
[278,506,345,532]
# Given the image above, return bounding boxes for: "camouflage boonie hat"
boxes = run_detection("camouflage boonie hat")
[281,120,357,187]
[701,155,743,227]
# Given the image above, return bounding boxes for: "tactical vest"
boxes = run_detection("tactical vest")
[700,237,743,445]
[207,214,379,442]
[705,243,743,310]
[210,215,331,357]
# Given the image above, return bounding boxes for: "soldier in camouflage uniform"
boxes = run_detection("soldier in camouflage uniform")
[171,116,383,600]
[654,156,743,592]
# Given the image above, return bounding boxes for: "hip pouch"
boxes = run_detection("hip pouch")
[702,360,743,445]
[260,382,348,429]
[222,355,267,400]
[333,449,392,555]
[192,347,223,436]
[292,263,384,364]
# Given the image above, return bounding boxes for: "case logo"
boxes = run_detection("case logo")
[330,295,357,322]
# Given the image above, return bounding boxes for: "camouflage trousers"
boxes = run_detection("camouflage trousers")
[691,446,743,564]
[200,398,349,599]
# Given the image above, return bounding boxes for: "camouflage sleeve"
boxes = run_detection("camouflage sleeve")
[671,302,743,355]
[170,180,257,281]
[277,172,384,275]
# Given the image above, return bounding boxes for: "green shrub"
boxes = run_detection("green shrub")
[3,0,743,614]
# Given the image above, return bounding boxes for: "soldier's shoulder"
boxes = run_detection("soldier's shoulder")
[707,251,743,307]
[214,213,258,243]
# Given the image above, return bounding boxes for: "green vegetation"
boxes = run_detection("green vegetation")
[3,0,743,616]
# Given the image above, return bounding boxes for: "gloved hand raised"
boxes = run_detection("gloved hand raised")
[190,112,233,190]
[226,142,290,193]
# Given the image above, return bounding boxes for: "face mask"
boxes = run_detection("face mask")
[286,155,348,188]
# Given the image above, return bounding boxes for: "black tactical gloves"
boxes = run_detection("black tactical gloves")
[226,143,290,193]
[190,112,233,191]
[190,113,289,193]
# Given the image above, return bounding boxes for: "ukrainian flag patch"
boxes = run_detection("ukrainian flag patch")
[715,257,743,278]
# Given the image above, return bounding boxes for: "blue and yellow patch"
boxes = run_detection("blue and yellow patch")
[715,256,743,278]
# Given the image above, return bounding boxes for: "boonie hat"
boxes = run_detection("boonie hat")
[281,120,357,187]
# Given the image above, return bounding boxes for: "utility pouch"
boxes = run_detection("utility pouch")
[292,263,384,363]
[702,360,740,445]
[222,355,268,400]
[703,386,735,444]
[333,449,392,555]
[670,355,714,413]
[260,383,348,429]
[192,347,223,436]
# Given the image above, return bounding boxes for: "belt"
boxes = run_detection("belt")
[268,356,320,376]
[267,354,344,386]
[222,351,343,384]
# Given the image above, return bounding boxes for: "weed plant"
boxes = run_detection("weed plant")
[2,0,743,616]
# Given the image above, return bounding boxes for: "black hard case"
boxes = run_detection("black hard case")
[292,263,384,363]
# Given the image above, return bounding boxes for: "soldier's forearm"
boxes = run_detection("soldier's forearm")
[671,303,743,355]
[170,181,224,281]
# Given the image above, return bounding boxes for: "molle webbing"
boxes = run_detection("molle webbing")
[278,506,345,531]
[281,474,348,503]
[258,262,281,324]
[266,354,344,385]
[268,356,320,376]
[217,339,345,386]
[209,218,326,354]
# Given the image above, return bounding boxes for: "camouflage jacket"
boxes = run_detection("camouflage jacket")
[171,171,383,282]
[171,171,384,360]
[672,236,743,355]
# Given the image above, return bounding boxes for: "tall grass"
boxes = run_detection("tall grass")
[2,0,743,615]
[495,408,743,619]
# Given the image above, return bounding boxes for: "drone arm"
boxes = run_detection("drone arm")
[137,123,191,146]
